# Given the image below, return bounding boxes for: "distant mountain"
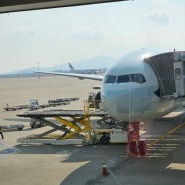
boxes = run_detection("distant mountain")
[41,55,116,72]
[1,56,116,76]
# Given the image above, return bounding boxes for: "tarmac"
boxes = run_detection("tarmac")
[1,75,185,185]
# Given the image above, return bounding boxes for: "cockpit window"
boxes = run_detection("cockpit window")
[104,73,146,84]
[103,75,117,83]
[117,73,146,84]
[117,75,130,83]
[130,74,146,84]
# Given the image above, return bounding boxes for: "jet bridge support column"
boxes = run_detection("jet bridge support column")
[127,122,146,156]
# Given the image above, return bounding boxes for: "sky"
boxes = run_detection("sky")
[0,0,185,74]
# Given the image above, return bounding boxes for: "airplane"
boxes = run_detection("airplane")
[68,62,106,75]
[68,63,75,71]
[36,48,185,154]
[36,48,185,122]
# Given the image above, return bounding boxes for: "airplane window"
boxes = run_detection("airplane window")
[130,74,146,84]
[117,75,130,83]
[116,74,146,84]
[103,75,117,83]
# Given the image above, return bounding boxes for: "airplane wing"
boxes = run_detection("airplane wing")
[35,71,103,81]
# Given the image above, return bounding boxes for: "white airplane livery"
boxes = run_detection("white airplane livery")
[101,49,182,122]
[68,62,106,75]
[37,49,185,123]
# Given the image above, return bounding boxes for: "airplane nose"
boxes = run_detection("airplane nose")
[101,83,136,121]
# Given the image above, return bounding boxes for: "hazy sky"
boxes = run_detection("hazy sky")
[0,0,185,74]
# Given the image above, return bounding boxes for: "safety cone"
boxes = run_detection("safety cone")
[102,162,108,175]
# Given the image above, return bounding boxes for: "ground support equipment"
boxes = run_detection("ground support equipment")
[2,124,24,132]
[91,128,128,144]
[17,109,107,145]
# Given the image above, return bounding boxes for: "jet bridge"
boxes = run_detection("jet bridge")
[144,51,185,98]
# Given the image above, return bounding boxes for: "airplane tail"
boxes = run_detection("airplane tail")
[68,63,75,71]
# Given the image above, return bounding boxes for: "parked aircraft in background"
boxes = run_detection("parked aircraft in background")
[68,62,106,75]
[37,48,185,123]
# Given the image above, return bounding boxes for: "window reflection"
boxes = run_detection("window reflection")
[130,74,146,83]
[117,75,130,83]
[103,75,117,83]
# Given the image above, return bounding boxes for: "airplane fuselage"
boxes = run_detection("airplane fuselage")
[101,49,182,122]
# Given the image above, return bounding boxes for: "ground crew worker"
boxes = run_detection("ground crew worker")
[0,125,4,139]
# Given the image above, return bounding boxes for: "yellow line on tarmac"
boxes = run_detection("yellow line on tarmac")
[147,121,185,149]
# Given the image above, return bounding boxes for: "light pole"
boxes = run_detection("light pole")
[37,61,40,79]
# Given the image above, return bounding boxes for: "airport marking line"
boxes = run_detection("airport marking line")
[147,121,185,149]
[109,169,122,185]
[166,163,185,171]
[0,142,20,159]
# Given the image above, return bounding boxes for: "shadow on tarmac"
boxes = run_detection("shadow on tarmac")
[15,143,129,184]
[2,111,185,185]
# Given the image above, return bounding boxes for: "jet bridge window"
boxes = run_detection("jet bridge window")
[103,75,117,83]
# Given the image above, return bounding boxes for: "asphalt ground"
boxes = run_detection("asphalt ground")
[60,116,185,185]
[1,76,185,185]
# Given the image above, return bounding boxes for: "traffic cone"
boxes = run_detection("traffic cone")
[102,162,108,175]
